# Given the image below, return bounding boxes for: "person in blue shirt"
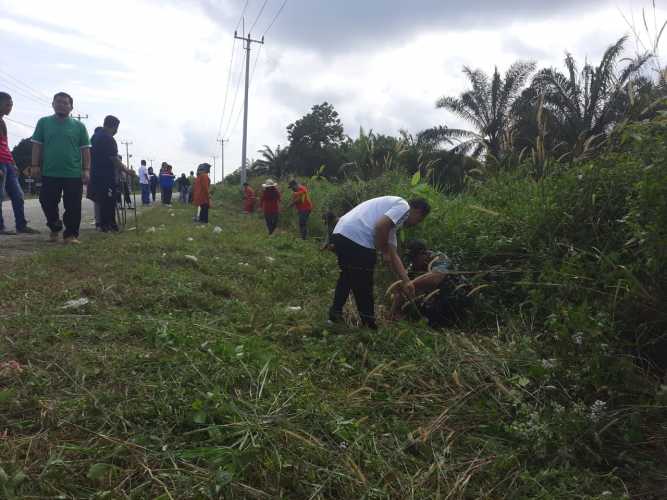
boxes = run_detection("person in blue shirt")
[159,163,175,206]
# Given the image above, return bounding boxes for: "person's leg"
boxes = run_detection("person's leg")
[151,185,156,202]
[94,201,102,229]
[349,251,377,328]
[4,166,28,231]
[62,177,83,240]
[298,210,310,239]
[100,185,115,230]
[330,235,355,321]
[267,213,278,234]
[39,176,64,236]
[198,203,208,223]
[0,165,6,231]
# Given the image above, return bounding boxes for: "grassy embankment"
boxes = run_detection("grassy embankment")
[0,164,665,499]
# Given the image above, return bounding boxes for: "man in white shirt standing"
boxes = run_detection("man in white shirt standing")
[329,196,431,329]
[138,159,150,205]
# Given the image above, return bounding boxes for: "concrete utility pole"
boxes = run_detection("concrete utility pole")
[234,30,264,185]
[121,141,133,170]
[217,138,228,184]
[73,113,88,121]
[211,155,218,184]
[147,158,154,169]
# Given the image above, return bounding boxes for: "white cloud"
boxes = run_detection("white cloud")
[1,0,665,180]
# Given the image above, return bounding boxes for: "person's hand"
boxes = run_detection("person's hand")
[401,281,416,300]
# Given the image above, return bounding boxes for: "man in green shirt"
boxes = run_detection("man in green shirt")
[31,92,91,244]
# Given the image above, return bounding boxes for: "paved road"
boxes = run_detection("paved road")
[0,196,145,261]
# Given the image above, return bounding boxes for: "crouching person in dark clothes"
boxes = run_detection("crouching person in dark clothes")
[90,115,131,232]
[328,196,430,329]
[390,239,474,327]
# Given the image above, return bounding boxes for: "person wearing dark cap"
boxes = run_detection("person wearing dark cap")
[90,115,131,232]
[328,196,431,329]
[287,179,313,239]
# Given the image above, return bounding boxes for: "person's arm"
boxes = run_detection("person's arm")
[81,148,91,182]
[374,215,415,298]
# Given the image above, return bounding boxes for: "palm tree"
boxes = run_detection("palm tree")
[421,61,536,161]
[528,36,651,159]
[254,145,289,179]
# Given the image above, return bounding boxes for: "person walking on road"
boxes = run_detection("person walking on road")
[0,92,39,235]
[31,92,91,244]
[148,166,158,203]
[138,159,150,205]
[159,163,175,205]
[328,196,431,329]
[288,179,313,240]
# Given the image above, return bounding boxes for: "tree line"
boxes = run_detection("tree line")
[230,35,666,191]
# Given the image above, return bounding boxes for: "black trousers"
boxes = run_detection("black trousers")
[199,203,209,223]
[331,234,377,327]
[39,176,83,238]
[150,183,157,202]
[100,184,117,230]
[265,213,278,234]
[162,188,172,204]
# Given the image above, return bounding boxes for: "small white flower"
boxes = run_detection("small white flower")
[573,332,584,345]
[187,237,194,242]
[266,256,276,263]
[589,400,607,423]
[213,226,222,234]
[184,255,198,262]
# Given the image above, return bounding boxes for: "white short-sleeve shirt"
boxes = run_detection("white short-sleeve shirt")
[333,196,410,249]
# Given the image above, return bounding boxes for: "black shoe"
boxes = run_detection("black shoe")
[16,226,40,234]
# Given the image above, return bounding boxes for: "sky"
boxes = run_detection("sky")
[0,0,664,180]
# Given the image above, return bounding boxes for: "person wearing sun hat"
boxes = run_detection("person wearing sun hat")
[260,178,281,235]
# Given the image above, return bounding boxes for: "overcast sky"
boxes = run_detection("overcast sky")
[0,0,663,179]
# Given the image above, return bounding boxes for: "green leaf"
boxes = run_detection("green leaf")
[0,389,14,403]
[0,466,8,484]
[411,170,421,186]
[87,463,114,481]
[193,411,207,424]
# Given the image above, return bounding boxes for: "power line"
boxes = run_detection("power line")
[0,75,51,107]
[5,116,34,130]
[0,69,51,104]
[249,0,269,33]
[222,48,247,140]
[229,43,263,138]
[215,0,250,140]
[263,0,287,35]
[216,36,238,139]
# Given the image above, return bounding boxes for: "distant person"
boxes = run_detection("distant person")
[187,170,195,203]
[288,179,313,239]
[328,196,431,329]
[242,182,256,213]
[138,159,150,205]
[192,163,211,223]
[159,163,175,205]
[176,173,190,204]
[259,178,281,235]
[320,210,338,251]
[31,92,91,244]
[90,115,131,232]
[148,166,158,202]
[0,92,39,235]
